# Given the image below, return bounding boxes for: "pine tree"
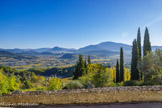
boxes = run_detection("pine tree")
[116,59,120,83]
[131,39,139,80]
[120,47,124,82]
[73,55,85,79]
[88,55,91,64]
[143,27,152,56]
[137,27,141,60]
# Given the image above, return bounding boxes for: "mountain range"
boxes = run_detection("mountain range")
[1,41,162,58]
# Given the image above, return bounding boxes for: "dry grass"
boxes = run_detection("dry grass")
[0,86,162,106]
[61,77,72,84]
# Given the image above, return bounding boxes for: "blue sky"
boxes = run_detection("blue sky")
[0,0,162,49]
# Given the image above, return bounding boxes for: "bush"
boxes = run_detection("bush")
[124,80,143,86]
[107,82,117,87]
[78,75,89,86]
[142,77,162,85]
[36,86,46,90]
[23,80,33,89]
[116,82,124,87]
[48,77,63,91]
[65,80,83,89]
[0,71,19,94]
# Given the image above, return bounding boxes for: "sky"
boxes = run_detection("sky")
[0,0,162,49]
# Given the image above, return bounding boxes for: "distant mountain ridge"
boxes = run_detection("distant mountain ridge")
[0,50,37,60]
[1,41,162,56]
[78,41,132,53]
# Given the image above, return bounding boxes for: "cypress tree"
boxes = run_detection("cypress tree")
[84,59,87,74]
[73,55,85,79]
[88,55,91,64]
[120,47,124,82]
[131,39,139,80]
[116,59,120,83]
[137,27,141,60]
[143,27,152,56]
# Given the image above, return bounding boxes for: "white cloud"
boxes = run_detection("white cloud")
[121,32,129,38]
[142,16,162,29]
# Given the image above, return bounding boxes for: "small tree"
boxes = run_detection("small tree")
[48,77,63,91]
[73,55,86,79]
[138,50,162,82]
[88,55,91,64]
[92,67,109,87]
[23,79,33,89]
[116,59,120,83]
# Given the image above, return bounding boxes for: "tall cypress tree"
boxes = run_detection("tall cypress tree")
[137,27,141,60]
[84,59,87,74]
[73,55,85,79]
[131,39,139,80]
[88,55,91,64]
[116,59,120,83]
[120,47,124,82]
[143,27,152,56]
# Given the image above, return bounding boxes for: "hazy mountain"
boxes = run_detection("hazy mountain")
[49,46,76,52]
[2,48,33,53]
[1,41,161,57]
[79,41,162,53]
[35,48,51,53]
[0,50,37,60]
[78,41,132,53]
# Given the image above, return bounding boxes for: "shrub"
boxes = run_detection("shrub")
[142,77,162,85]
[36,86,46,90]
[107,82,117,87]
[48,77,63,91]
[78,75,89,86]
[0,71,19,94]
[124,80,143,86]
[23,80,33,89]
[65,80,83,89]
[92,67,109,87]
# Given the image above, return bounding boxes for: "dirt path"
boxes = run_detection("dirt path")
[24,102,162,108]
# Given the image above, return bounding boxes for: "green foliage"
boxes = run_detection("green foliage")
[23,80,33,89]
[124,80,143,86]
[36,86,46,90]
[7,76,19,91]
[78,75,89,86]
[142,77,162,85]
[28,66,74,78]
[120,47,124,82]
[65,80,83,89]
[73,55,86,79]
[0,70,19,94]
[137,27,141,60]
[78,63,117,87]
[88,55,91,64]
[143,27,152,56]
[116,59,120,83]
[138,50,162,82]
[92,66,110,87]
[131,39,140,80]
[48,77,63,91]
